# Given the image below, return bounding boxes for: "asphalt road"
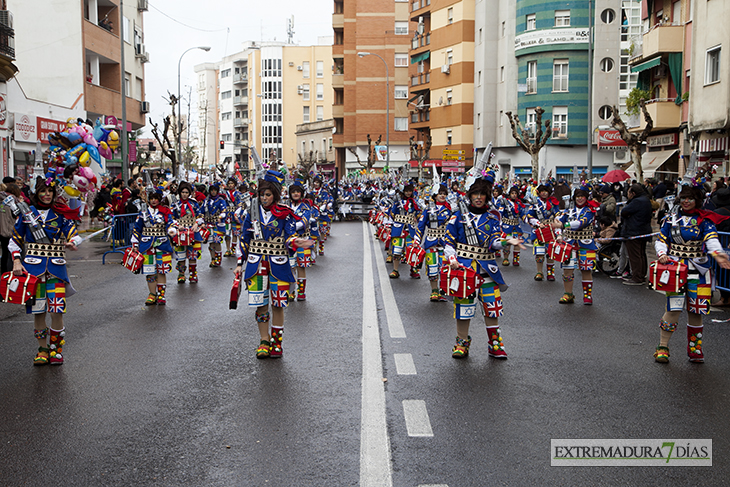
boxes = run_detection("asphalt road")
[2,220,730,486]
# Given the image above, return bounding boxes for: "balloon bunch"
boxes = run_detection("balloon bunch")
[45,118,119,198]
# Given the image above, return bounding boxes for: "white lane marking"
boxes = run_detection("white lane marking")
[394,353,417,375]
[402,400,434,437]
[370,226,407,338]
[360,221,394,487]
[418,484,449,487]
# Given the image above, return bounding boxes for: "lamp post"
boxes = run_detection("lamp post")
[177,46,211,178]
[357,51,389,169]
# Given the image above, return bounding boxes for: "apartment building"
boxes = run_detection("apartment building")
[332,0,414,176]
[475,0,623,180]
[688,0,729,175]
[0,0,18,179]
[627,0,690,179]
[409,0,475,177]
[195,40,333,178]
[8,0,148,178]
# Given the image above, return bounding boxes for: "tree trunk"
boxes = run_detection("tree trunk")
[530,150,540,181]
[630,144,643,183]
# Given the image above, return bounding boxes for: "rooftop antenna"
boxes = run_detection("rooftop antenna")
[287,16,295,44]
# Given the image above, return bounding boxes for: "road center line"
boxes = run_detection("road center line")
[370,226,407,338]
[402,400,434,437]
[360,221,394,487]
[394,353,417,375]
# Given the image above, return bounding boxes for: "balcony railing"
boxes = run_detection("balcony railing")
[412,0,430,12]
[233,73,247,84]
[411,33,431,49]
[233,95,248,106]
[0,11,15,59]
[411,72,430,87]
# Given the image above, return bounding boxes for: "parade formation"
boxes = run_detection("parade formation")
[4,120,730,370]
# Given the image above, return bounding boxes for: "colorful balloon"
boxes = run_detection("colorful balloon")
[63,185,81,197]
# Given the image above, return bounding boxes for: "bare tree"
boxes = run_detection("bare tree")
[347,134,382,174]
[149,115,177,172]
[611,100,654,182]
[294,150,319,185]
[505,107,551,179]
[409,134,432,182]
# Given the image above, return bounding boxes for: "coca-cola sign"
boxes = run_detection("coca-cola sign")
[13,113,37,143]
[597,130,627,151]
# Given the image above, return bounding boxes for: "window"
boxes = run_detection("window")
[478,28,483,44]
[301,141,306,154]
[329,138,333,150]
[598,105,613,120]
[395,21,409,35]
[501,21,505,37]
[499,110,503,126]
[395,117,408,131]
[500,66,504,82]
[555,10,570,27]
[706,46,721,85]
[478,70,482,86]
[526,13,536,31]
[221,91,232,100]
[316,83,324,100]
[222,133,232,142]
[553,59,569,92]
[446,129,452,145]
[221,69,231,78]
[525,108,536,136]
[302,84,310,101]
[302,61,310,78]
[526,61,537,93]
[316,61,324,78]
[395,53,408,67]
[123,16,132,43]
[477,113,481,129]
[600,9,616,24]
[395,85,408,99]
[124,73,131,95]
[222,112,232,121]
[446,49,453,65]
[303,106,310,123]
[446,89,453,105]
[316,106,324,121]
[552,106,568,138]
[600,58,614,73]
[447,7,453,24]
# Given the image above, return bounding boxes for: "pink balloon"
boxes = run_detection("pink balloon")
[84,133,99,148]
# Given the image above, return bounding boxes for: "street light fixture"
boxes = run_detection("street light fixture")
[357,51,390,169]
[177,46,211,177]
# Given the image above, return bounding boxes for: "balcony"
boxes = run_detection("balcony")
[332,73,344,89]
[85,83,145,127]
[233,95,248,106]
[410,71,430,88]
[642,25,683,60]
[233,73,247,84]
[0,11,15,60]
[233,118,248,128]
[638,98,682,131]
[412,0,430,12]
[332,13,344,29]
[332,104,344,119]
[411,33,430,50]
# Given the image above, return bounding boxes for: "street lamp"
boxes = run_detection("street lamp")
[177,46,211,177]
[357,51,390,169]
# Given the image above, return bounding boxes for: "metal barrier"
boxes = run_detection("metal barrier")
[102,213,138,264]
[713,232,730,292]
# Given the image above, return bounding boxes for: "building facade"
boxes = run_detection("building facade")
[8,0,148,178]
[332,0,414,176]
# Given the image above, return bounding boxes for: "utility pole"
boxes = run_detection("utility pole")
[586,0,593,178]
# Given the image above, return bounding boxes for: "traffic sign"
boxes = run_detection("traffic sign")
[442,149,466,155]
[442,156,465,161]
[441,167,465,173]
[441,160,465,167]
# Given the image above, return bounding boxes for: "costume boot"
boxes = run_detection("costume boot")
[157,284,166,305]
[176,260,186,283]
[452,336,471,359]
[269,327,283,358]
[486,326,507,359]
[33,328,49,366]
[582,281,593,305]
[410,266,420,279]
[502,251,510,266]
[297,278,306,301]
[512,251,520,267]
[687,325,704,363]
[48,328,66,365]
[188,262,198,283]
[546,264,555,281]
[318,240,325,255]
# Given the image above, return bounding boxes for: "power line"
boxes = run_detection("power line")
[148,2,229,32]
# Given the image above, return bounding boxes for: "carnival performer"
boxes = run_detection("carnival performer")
[131,191,175,305]
[414,183,451,301]
[202,183,228,267]
[652,185,730,363]
[388,183,421,279]
[234,171,314,359]
[499,186,526,266]
[443,172,525,359]
[9,177,81,365]
[288,180,318,301]
[526,184,559,281]
[171,182,204,284]
[551,186,597,305]
[223,178,242,257]
[311,177,333,255]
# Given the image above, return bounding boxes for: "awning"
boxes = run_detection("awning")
[631,57,661,73]
[410,50,430,64]
[555,166,608,175]
[627,149,678,179]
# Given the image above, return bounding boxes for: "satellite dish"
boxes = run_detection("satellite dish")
[332,126,336,134]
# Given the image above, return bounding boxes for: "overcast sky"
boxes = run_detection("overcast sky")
[142,0,332,136]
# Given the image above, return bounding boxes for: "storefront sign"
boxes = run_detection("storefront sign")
[515,28,589,52]
[104,115,133,131]
[442,167,465,173]
[647,133,678,148]
[408,159,467,168]
[597,130,628,151]
[129,140,137,162]
[14,113,37,143]
[37,117,66,144]
[0,94,7,129]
